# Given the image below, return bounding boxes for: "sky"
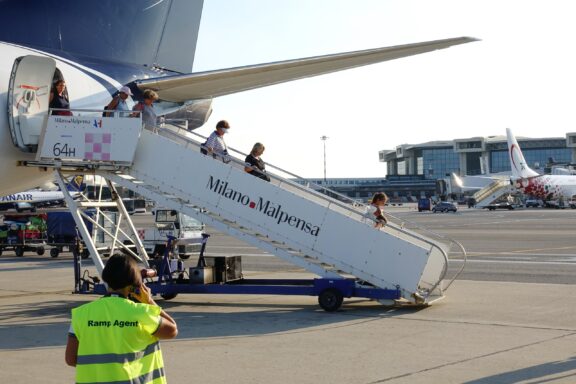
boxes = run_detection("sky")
[192,0,576,179]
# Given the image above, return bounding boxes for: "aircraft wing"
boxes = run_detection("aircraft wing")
[136,37,477,102]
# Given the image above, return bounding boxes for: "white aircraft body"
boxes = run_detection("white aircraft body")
[507,128,576,201]
[0,175,84,211]
[451,173,498,191]
[0,1,476,196]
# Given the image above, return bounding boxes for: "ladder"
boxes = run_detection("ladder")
[25,112,466,305]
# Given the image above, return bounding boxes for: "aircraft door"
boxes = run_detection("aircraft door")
[7,55,56,152]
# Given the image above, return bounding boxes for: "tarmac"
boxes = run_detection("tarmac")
[2,255,576,384]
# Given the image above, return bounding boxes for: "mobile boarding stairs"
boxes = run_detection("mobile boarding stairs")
[472,178,514,208]
[18,109,466,310]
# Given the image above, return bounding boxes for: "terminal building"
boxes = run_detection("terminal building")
[297,132,576,203]
[378,132,576,200]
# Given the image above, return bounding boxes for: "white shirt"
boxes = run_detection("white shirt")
[205,131,227,155]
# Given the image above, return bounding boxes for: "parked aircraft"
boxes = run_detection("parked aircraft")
[0,1,477,196]
[0,175,85,212]
[506,128,576,201]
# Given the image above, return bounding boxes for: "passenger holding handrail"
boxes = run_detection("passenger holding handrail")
[132,89,159,131]
[244,142,270,182]
[201,120,230,162]
[104,86,133,117]
[49,80,72,116]
[367,192,388,228]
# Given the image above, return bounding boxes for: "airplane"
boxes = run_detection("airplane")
[0,175,85,212]
[506,128,576,202]
[0,1,477,197]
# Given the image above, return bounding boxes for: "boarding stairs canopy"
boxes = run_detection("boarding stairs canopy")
[21,110,466,305]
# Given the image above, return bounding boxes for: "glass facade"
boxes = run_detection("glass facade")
[397,160,406,175]
[491,148,571,173]
[422,148,460,179]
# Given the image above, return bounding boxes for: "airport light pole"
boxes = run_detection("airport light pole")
[320,135,329,183]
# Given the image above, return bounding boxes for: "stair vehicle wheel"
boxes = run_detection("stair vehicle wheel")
[36,246,45,256]
[161,292,178,300]
[15,246,24,257]
[50,248,60,258]
[81,249,90,259]
[318,288,344,312]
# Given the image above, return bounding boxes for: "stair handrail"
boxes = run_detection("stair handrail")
[472,178,509,201]
[159,121,367,212]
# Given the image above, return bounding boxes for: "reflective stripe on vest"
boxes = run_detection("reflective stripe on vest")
[72,297,165,384]
[77,367,165,384]
[77,341,160,365]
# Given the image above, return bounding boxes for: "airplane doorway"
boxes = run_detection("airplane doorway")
[7,55,56,152]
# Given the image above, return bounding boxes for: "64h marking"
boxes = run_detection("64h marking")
[53,142,76,157]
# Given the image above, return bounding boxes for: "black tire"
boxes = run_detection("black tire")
[36,246,45,256]
[81,249,90,259]
[179,254,191,260]
[318,288,344,312]
[15,246,24,257]
[161,292,178,300]
[50,248,60,258]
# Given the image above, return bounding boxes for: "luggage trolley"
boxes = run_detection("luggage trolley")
[0,213,47,257]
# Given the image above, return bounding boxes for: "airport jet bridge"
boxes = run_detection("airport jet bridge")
[20,110,466,309]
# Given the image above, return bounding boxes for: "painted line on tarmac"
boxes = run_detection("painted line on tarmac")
[201,252,272,257]
[451,259,576,265]
[467,251,576,257]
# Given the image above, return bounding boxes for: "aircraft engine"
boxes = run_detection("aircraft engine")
[163,99,213,130]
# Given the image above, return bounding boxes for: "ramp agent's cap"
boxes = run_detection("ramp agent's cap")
[119,86,133,96]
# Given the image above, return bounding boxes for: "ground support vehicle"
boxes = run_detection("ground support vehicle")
[483,202,519,211]
[0,213,47,256]
[138,209,204,260]
[418,198,432,212]
[432,202,458,213]
[46,210,118,258]
[77,235,404,312]
[525,199,543,208]
[544,200,569,209]
[46,211,90,258]
[39,113,463,308]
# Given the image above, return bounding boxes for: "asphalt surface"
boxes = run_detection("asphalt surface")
[2,206,576,383]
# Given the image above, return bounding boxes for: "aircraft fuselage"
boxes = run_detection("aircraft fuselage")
[0,42,188,196]
[514,174,576,201]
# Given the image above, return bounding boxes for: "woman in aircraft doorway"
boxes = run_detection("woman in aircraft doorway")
[49,80,72,116]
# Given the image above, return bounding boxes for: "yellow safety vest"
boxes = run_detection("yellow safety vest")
[71,295,166,384]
